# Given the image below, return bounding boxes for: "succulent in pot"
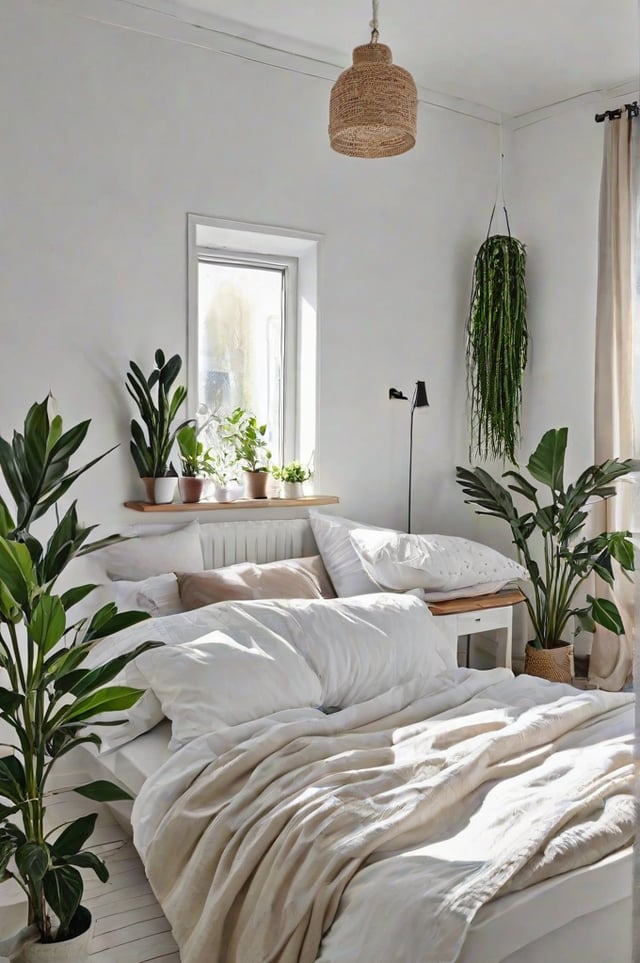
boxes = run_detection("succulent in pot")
[456,427,636,683]
[0,398,159,961]
[126,348,190,504]
[272,461,313,499]
[218,408,272,499]
[176,424,215,503]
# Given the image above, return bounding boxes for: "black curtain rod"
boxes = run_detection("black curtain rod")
[594,100,639,123]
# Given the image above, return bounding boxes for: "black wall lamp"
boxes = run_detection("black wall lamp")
[389,380,429,533]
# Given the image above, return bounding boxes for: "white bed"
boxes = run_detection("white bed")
[76,517,633,963]
[81,700,632,963]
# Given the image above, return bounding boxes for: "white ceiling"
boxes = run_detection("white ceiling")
[135,0,638,116]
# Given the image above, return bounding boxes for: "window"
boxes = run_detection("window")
[188,217,319,467]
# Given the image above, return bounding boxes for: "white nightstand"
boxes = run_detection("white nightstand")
[428,590,525,671]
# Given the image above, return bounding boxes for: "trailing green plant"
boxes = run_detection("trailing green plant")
[126,348,189,478]
[209,447,241,488]
[466,229,528,463]
[219,408,271,473]
[0,398,159,944]
[176,425,215,478]
[456,427,635,650]
[272,461,312,484]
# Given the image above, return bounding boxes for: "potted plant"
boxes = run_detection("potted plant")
[176,424,215,503]
[456,428,635,683]
[0,398,159,961]
[219,408,272,499]
[126,348,189,504]
[272,461,313,499]
[209,447,242,503]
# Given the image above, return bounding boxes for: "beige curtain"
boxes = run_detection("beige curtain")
[590,115,640,691]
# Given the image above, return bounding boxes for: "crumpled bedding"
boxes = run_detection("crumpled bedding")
[132,668,634,963]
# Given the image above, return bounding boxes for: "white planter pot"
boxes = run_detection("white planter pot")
[22,912,93,963]
[282,481,304,499]
[214,484,242,502]
[153,477,177,504]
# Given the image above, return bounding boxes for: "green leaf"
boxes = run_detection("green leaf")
[0,756,26,802]
[65,641,162,698]
[0,687,22,715]
[588,595,626,635]
[15,841,49,882]
[81,609,149,644]
[61,851,109,883]
[608,532,635,571]
[74,780,133,802]
[51,814,97,858]
[60,584,97,611]
[0,837,16,879]
[0,496,15,538]
[0,537,34,608]
[63,686,145,723]
[526,427,568,491]
[43,864,83,932]
[574,608,596,634]
[29,595,66,652]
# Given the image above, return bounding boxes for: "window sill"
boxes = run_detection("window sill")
[124,495,339,513]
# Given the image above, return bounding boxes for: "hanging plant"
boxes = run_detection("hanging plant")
[466,208,528,463]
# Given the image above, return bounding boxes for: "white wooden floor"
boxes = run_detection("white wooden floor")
[1,783,180,963]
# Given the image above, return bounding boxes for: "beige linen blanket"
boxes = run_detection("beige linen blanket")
[132,668,634,963]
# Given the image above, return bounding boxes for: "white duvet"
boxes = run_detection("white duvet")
[132,668,633,963]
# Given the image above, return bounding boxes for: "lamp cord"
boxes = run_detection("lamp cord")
[370,0,380,43]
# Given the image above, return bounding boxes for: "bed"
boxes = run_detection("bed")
[76,517,633,963]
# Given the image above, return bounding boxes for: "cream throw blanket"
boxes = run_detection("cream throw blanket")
[133,669,634,963]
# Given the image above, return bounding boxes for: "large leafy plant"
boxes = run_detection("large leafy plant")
[219,408,271,473]
[0,398,159,943]
[126,348,188,477]
[176,425,215,478]
[456,427,635,649]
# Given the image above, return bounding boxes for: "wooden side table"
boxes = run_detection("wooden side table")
[428,589,525,670]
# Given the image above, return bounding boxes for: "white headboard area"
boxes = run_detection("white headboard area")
[121,517,318,569]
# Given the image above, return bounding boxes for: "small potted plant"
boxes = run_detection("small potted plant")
[176,424,215,503]
[219,408,272,499]
[456,427,636,683]
[126,349,190,504]
[209,446,242,502]
[272,461,313,499]
[0,398,159,962]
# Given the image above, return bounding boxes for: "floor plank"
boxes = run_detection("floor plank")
[0,788,181,963]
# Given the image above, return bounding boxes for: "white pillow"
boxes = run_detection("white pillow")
[84,604,243,752]
[308,510,387,597]
[97,521,204,581]
[112,573,184,616]
[203,594,455,707]
[350,529,529,593]
[421,581,517,602]
[133,627,323,748]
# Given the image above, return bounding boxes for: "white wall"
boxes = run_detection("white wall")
[0,0,497,542]
[511,108,603,476]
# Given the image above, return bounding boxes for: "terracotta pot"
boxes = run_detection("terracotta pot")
[244,470,269,499]
[179,477,206,504]
[141,477,155,503]
[152,477,177,505]
[282,481,304,499]
[524,641,575,684]
[23,908,93,963]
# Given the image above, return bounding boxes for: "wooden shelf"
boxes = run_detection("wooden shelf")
[427,589,525,616]
[124,495,340,513]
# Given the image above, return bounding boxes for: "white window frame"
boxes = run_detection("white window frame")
[187,215,320,466]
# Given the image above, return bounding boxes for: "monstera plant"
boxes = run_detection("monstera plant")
[457,428,635,681]
[0,398,158,959]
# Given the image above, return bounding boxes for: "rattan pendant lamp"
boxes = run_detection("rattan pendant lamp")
[329,0,417,158]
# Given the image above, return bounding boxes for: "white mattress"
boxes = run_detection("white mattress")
[86,723,632,963]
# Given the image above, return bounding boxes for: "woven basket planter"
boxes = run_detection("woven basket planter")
[524,643,575,684]
[329,43,417,158]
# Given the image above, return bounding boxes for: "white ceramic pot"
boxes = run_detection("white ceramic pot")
[214,484,242,502]
[152,476,177,504]
[282,481,304,499]
[22,912,93,963]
